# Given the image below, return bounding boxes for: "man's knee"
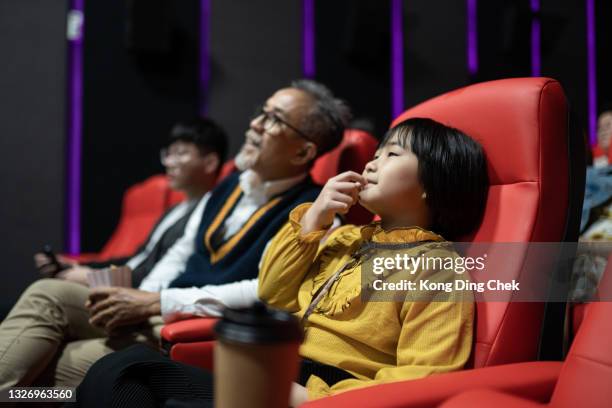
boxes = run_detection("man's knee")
[24,278,82,294]
[23,278,85,298]
[11,279,89,323]
[45,338,117,388]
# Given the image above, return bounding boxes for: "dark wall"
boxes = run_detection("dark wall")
[81,0,199,251]
[403,0,468,111]
[0,0,68,315]
[315,0,391,139]
[207,0,303,156]
[541,0,587,131]
[475,0,593,134]
[596,2,612,112]
[314,0,468,138]
[477,0,532,81]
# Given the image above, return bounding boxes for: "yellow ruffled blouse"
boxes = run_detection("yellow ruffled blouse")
[258,203,474,400]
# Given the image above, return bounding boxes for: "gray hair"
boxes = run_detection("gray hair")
[290,79,352,156]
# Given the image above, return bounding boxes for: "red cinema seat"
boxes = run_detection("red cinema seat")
[301,77,585,407]
[390,77,584,369]
[162,78,585,405]
[75,175,185,262]
[440,256,612,408]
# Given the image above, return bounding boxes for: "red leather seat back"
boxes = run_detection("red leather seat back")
[393,78,572,368]
[96,175,185,260]
[310,129,378,183]
[550,260,612,408]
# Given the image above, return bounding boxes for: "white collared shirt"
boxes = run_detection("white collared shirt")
[222,170,307,239]
[137,170,310,322]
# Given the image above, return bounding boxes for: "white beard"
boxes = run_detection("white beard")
[234,145,260,171]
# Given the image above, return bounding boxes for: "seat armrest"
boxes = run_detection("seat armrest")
[302,361,561,408]
[440,389,543,408]
[168,341,216,371]
[160,318,219,343]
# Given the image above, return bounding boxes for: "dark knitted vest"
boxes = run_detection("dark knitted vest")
[130,201,197,287]
[169,172,320,288]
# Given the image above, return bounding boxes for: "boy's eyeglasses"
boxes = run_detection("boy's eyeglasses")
[160,148,194,165]
[252,106,317,145]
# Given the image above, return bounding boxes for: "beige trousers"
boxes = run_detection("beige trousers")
[0,279,163,391]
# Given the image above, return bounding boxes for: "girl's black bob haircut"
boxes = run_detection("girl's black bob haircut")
[381,117,489,240]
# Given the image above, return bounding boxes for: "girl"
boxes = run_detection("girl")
[73,117,489,407]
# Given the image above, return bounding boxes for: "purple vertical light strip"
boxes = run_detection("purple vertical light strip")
[199,0,211,116]
[66,0,84,254]
[303,0,315,78]
[530,0,541,76]
[391,0,404,119]
[586,0,597,146]
[467,0,478,76]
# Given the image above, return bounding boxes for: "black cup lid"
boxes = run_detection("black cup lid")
[214,302,304,344]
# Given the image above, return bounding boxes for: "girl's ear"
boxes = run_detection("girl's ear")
[421,192,427,199]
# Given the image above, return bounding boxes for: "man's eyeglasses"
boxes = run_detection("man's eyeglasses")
[252,106,317,145]
[160,148,194,166]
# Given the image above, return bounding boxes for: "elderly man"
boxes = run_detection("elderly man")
[0,79,350,390]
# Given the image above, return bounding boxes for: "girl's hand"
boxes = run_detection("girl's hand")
[301,171,367,234]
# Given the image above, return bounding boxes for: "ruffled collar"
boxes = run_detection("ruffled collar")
[308,223,446,318]
[359,222,445,244]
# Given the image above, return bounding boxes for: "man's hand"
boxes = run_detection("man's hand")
[86,287,161,332]
[34,252,77,277]
[301,171,366,235]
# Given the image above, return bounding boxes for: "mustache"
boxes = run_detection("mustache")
[245,129,262,139]
[242,129,262,148]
